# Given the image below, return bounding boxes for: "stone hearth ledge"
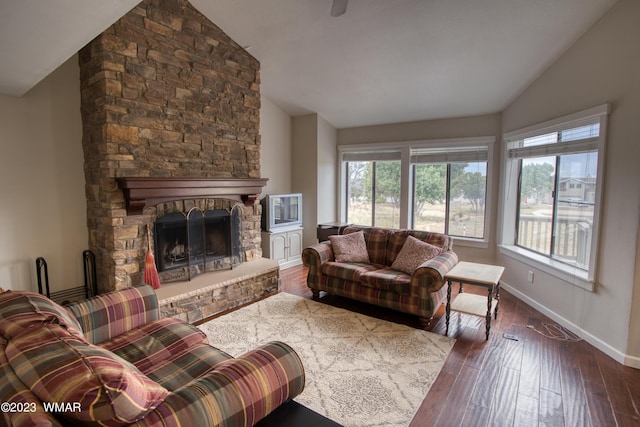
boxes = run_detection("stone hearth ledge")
[155,258,280,324]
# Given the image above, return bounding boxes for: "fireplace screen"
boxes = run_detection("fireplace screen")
[154,207,241,281]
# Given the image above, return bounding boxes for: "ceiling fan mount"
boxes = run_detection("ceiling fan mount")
[331,0,348,17]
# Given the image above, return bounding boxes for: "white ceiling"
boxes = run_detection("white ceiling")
[0,0,617,128]
[0,0,140,96]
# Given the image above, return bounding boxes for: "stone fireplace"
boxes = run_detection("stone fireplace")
[78,0,268,297]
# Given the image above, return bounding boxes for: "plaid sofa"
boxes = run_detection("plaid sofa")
[303,226,458,323]
[0,285,305,427]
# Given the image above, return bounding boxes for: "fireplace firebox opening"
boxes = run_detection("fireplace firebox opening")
[154,206,242,282]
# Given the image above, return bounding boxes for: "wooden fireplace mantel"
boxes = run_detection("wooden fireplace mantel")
[116,177,268,215]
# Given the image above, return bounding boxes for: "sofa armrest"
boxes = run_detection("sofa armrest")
[302,242,334,288]
[412,250,459,293]
[133,341,305,427]
[65,284,160,345]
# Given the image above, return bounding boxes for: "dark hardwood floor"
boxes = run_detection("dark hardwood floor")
[279,265,640,427]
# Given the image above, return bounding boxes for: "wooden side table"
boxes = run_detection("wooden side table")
[316,221,351,242]
[445,261,505,340]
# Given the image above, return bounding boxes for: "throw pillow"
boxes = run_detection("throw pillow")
[329,231,370,263]
[6,323,168,424]
[391,235,442,274]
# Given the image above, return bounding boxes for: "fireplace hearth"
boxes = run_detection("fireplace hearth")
[154,206,242,282]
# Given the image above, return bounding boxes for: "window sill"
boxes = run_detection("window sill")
[453,237,489,249]
[498,245,594,292]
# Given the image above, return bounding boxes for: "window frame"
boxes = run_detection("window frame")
[499,104,609,291]
[338,137,495,248]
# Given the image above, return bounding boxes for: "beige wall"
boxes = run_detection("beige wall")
[0,55,86,292]
[500,0,640,364]
[316,115,338,225]
[260,95,292,195]
[338,114,501,145]
[632,225,640,363]
[292,114,338,247]
[292,114,318,247]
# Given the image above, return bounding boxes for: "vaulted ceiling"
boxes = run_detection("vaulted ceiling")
[0,0,617,128]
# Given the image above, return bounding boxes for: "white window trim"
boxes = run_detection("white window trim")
[499,104,609,291]
[338,136,495,247]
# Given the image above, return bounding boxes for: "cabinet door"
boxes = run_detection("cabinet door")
[270,233,287,263]
[287,230,303,262]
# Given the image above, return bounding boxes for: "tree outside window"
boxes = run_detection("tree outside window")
[412,161,486,238]
[346,160,400,228]
[449,162,486,238]
[413,164,446,233]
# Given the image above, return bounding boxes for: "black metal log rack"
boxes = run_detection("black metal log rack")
[35,250,98,305]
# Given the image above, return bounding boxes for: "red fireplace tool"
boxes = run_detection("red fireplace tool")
[145,224,162,289]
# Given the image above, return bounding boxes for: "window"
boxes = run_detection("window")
[345,159,401,228]
[340,138,493,245]
[501,104,608,289]
[412,163,446,233]
[411,147,488,238]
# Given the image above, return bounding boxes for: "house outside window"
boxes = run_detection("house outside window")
[340,138,494,245]
[500,104,608,290]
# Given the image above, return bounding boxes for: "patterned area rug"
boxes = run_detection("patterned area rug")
[198,292,455,427]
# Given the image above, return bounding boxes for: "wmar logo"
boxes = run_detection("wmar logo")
[43,402,82,413]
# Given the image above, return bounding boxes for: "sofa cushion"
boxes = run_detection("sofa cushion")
[343,227,390,265]
[321,261,381,283]
[101,317,231,391]
[135,343,232,391]
[0,290,84,340]
[329,231,370,263]
[391,235,442,274]
[6,323,168,425]
[359,268,412,295]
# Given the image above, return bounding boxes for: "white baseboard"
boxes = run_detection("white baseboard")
[500,281,640,369]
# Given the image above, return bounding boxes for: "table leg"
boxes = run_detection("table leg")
[494,282,500,319]
[485,288,492,340]
[445,280,452,336]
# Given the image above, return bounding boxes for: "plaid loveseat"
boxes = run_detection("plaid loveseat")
[0,285,305,427]
[303,226,458,323]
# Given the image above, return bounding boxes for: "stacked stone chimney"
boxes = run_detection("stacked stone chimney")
[78,0,262,291]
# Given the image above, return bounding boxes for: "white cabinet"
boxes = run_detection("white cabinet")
[262,226,303,269]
